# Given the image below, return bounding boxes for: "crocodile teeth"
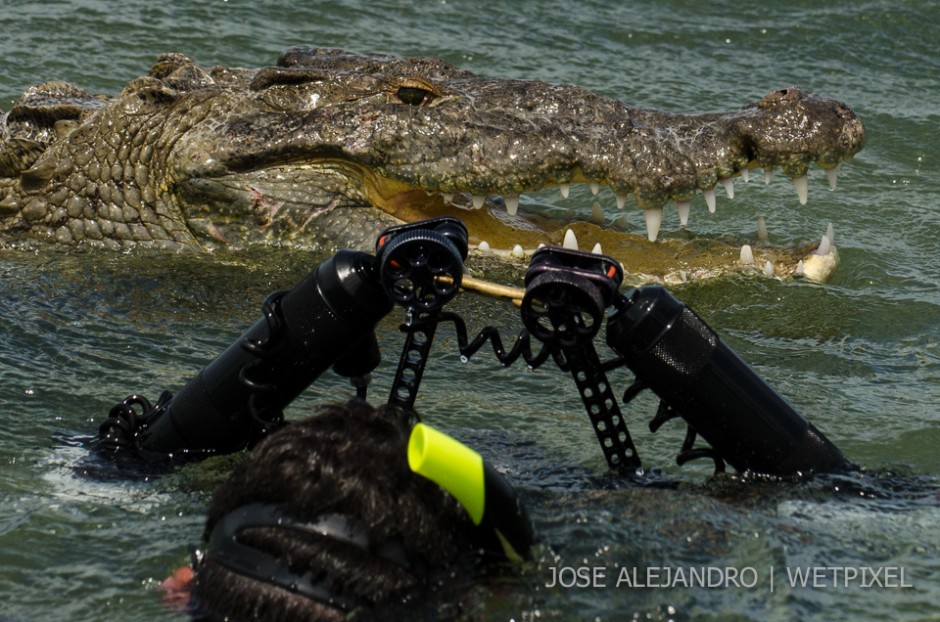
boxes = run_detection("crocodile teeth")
[800,227,839,281]
[826,163,841,191]
[826,222,835,244]
[453,176,835,268]
[643,208,662,242]
[592,242,603,254]
[676,201,690,226]
[563,228,579,250]
[740,244,755,265]
[505,195,519,216]
[792,176,809,205]
[757,216,769,242]
[720,177,735,199]
[703,188,717,213]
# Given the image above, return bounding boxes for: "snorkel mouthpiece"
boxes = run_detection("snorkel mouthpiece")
[408,423,533,561]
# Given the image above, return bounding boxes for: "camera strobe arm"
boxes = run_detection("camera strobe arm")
[519,247,644,475]
[97,218,470,460]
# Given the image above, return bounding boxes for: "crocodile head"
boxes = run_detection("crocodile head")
[0,46,864,281]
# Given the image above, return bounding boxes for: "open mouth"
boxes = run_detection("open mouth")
[363,165,844,283]
[202,149,847,285]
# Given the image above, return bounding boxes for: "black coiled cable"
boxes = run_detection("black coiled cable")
[387,308,552,413]
[97,391,171,455]
[436,311,550,369]
[237,289,290,435]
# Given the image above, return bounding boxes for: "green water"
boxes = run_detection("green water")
[1,1,938,620]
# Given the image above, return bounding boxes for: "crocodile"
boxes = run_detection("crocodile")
[0,46,864,282]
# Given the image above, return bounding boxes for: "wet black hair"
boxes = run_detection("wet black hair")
[191,400,476,622]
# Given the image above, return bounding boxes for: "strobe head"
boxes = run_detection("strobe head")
[100,217,474,460]
[607,285,852,477]
[375,217,468,314]
[521,246,622,348]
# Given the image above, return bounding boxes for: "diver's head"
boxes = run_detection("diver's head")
[191,401,479,622]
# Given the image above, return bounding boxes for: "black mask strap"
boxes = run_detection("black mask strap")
[201,503,413,612]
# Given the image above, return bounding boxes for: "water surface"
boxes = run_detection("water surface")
[1,1,938,620]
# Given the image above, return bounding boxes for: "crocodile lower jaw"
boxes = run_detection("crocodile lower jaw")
[474,221,839,285]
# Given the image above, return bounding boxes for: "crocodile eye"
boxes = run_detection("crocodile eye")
[395,86,436,106]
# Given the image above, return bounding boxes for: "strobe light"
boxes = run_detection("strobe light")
[606,285,852,476]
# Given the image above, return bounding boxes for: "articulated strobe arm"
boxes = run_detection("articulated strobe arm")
[519,247,643,475]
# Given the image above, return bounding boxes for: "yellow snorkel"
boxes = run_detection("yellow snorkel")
[408,423,533,561]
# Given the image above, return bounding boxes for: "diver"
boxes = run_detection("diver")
[160,399,531,621]
[91,217,532,620]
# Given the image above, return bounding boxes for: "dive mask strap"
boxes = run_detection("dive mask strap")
[407,423,534,561]
[202,503,412,611]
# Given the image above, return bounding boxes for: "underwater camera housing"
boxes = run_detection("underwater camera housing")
[96,213,851,481]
